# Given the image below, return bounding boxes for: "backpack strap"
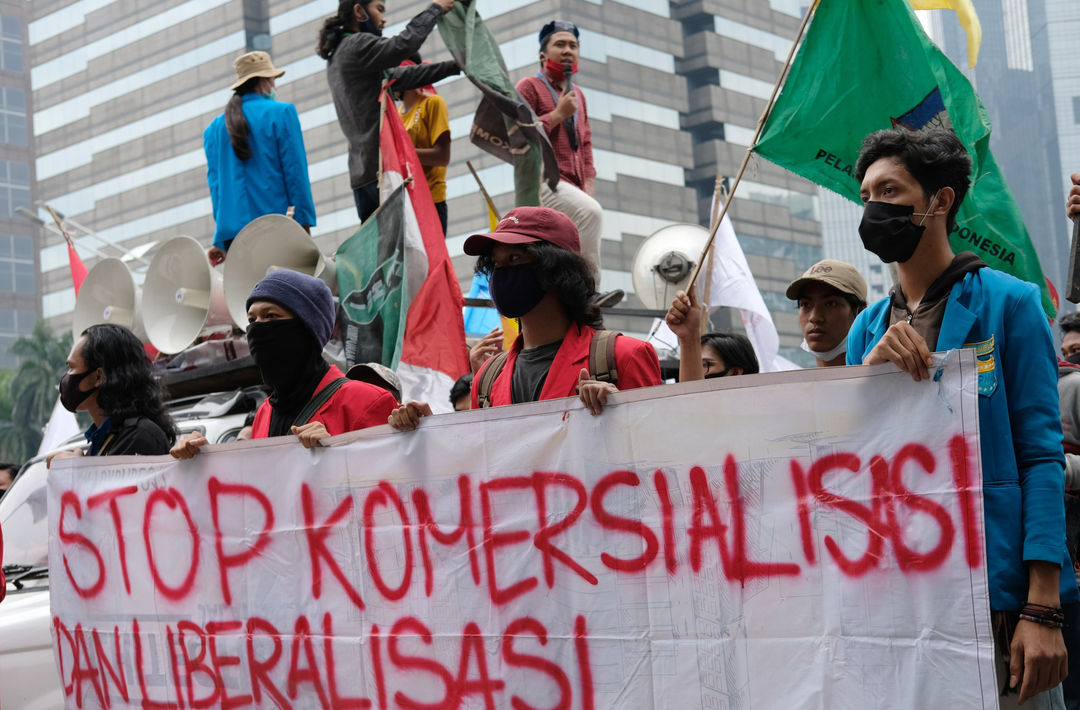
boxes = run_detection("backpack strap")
[589,330,620,386]
[293,377,349,428]
[476,351,510,409]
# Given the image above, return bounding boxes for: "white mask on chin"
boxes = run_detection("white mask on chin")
[801,337,847,363]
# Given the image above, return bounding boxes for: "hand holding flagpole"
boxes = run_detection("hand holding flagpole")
[685,0,817,295]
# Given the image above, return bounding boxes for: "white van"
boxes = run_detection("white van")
[0,388,263,709]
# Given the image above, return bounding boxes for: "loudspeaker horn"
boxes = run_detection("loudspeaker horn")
[143,236,232,354]
[222,214,336,328]
[631,223,709,310]
[71,258,146,341]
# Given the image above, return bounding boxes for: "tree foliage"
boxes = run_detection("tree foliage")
[0,321,72,464]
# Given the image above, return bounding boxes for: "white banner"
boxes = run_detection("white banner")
[48,350,995,709]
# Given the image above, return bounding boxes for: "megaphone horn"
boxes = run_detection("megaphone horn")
[631,223,710,311]
[143,236,232,354]
[223,214,336,328]
[72,258,146,341]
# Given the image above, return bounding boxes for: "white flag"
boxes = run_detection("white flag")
[698,195,799,372]
[36,396,81,457]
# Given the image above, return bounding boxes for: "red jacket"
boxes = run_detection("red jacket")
[252,365,397,439]
[471,324,661,408]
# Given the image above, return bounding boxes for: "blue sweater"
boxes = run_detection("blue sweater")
[847,266,1078,610]
[203,94,316,249]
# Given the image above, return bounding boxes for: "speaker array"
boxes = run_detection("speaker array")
[71,216,336,355]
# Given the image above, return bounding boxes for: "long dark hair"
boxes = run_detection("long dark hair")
[700,331,759,375]
[475,242,602,329]
[317,0,371,60]
[80,324,177,444]
[225,76,262,161]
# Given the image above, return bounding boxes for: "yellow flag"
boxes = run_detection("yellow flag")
[909,0,982,68]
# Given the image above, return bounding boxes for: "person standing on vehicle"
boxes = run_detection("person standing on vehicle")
[204,51,316,265]
[317,0,461,223]
[172,269,397,457]
[396,58,451,234]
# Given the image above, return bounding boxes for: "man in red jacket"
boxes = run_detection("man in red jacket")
[172,269,396,457]
[390,206,660,429]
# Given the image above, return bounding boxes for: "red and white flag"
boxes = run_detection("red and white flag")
[378,89,468,410]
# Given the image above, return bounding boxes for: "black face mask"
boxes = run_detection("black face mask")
[246,319,323,392]
[858,195,937,264]
[1067,352,1080,367]
[704,369,731,380]
[489,264,546,319]
[59,370,98,413]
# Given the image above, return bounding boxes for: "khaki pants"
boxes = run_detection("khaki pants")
[541,180,603,279]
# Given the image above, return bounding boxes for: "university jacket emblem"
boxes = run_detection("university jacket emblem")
[964,334,997,396]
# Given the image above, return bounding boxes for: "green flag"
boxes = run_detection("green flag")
[438,3,559,207]
[754,0,1054,316]
[336,184,411,368]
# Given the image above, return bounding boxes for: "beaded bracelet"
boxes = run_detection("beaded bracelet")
[1019,603,1065,629]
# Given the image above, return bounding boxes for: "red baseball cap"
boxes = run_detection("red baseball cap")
[463,206,580,256]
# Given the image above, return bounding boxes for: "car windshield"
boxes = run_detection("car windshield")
[0,459,49,570]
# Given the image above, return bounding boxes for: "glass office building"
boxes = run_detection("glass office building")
[819,0,1080,311]
[0,1,36,368]
[675,0,823,363]
[29,0,822,361]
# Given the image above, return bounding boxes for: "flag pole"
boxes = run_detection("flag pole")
[700,175,725,334]
[45,205,75,249]
[685,0,817,293]
[466,160,502,222]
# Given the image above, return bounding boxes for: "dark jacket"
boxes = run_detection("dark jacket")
[326,3,459,189]
[96,417,173,457]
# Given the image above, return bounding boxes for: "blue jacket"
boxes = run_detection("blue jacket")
[847,266,1077,611]
[203,94,316,249]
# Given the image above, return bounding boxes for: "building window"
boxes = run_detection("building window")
[0,16,21,73]
[0,161,30,217]
[0,306,37,368]
[0,235,34,295]
[0,88,26,146]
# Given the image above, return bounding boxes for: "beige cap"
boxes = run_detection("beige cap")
[786,259,868,305]
[345,362,402,403]
[230,51,284,91]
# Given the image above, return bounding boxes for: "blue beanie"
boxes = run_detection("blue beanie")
[246,269,335,347]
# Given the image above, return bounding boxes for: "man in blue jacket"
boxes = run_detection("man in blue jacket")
[203,51,317,264]
[847,128,1076,708]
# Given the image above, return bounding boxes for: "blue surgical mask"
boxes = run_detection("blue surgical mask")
[263,90,277,101]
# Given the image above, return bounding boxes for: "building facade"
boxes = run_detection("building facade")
[28,0,823,365]
[0,1,36,369]
[935,0,1071,295]
[674,0,823,364]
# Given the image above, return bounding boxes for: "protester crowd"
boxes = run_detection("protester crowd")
[5,0,1080,706]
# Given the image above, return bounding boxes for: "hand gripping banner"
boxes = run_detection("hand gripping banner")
[49,350,995,709]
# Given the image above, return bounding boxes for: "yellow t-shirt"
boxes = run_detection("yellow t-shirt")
[399,93,449,203]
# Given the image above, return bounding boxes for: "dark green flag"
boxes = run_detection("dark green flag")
[336,184,410,368]
[754,0,1054,315]
[438,3,559,207]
